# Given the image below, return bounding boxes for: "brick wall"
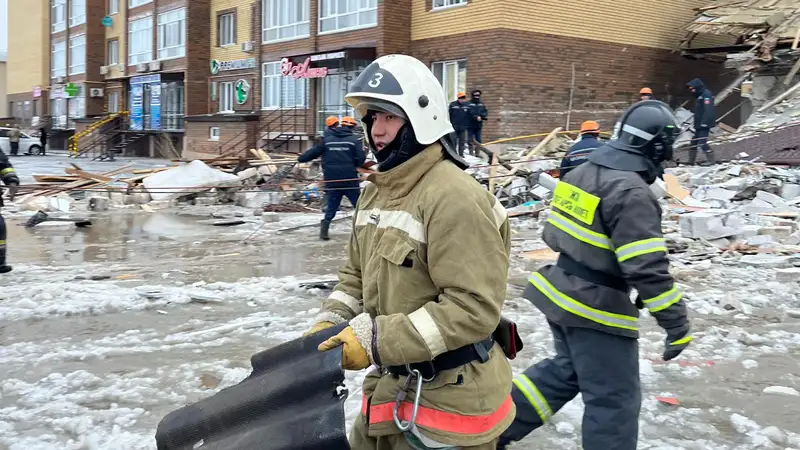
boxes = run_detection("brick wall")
[186,0,212,116]
[184,118,259,159]
[378,0,412,56]
[412,28,732,142]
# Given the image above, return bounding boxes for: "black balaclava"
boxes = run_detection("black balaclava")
[362,112,427,173]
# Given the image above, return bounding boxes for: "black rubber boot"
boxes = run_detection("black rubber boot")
[687,148,698,165]
[320,220,331,241]
[0,214,12,274]
[705,150,716,165]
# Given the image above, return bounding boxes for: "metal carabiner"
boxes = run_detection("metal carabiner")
[393,366,424,432]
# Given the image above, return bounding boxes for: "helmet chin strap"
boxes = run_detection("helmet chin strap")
[364,119,427,172]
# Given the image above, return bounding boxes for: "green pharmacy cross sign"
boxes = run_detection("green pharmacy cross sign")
[64,82,80,97]
[235,79,250,105]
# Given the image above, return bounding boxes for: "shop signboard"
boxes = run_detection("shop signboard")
[33,86,42,98]
[280,57,328,79]
[235,79,250,105]
[210,58,257,75]
[150,83,161,130]
[130,84,144,130]
[130,74,161,131]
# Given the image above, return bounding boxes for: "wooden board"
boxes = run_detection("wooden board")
[664,173,690,202]
[33,175,80,183]
[520,248,560,261]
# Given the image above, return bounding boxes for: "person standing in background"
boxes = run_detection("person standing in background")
[39,126,48,156]
[687,78,716,165]
[448,92,471,157]
[639,87,654,102]
[468,89,488,157]
[8,125,21,156]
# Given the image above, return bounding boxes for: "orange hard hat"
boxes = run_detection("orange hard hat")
[639,87,653,95]
[457,92,466,99]
[325,116,339,127]
[341,116,357,127]
[580,120,600,134]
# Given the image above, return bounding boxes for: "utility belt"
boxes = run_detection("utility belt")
[386,317,523,380]
[557,253,628,292]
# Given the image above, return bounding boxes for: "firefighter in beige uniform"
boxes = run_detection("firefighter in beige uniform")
[306,54,515,449]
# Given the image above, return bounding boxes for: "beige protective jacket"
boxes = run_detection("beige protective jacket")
[318,143,514,446]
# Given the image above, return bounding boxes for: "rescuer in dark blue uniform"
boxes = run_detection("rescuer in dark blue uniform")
[559,120,603,178]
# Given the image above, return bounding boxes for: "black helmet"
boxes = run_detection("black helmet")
[608,100,678,165]
[588,100,679,182]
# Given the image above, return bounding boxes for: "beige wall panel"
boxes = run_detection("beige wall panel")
[7,0,49,94]
[210,0,253,61]
[411,0,504,41]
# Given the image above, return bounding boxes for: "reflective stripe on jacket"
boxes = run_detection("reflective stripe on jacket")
[524,161,688,338]
[318,143,514,445]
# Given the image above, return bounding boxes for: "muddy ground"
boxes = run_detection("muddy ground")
[1,156,799,450]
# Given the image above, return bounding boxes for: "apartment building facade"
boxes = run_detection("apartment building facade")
[7,0,730,155]
[185,0,731,159]
[5,0,51,128]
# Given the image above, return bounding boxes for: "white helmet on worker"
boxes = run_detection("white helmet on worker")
[344,54,466,168]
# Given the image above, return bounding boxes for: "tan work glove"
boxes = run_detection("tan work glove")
[318,326,370,370]
[303,321,334,337]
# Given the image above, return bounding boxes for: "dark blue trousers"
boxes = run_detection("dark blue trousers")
[499,322,641,450]
[323,188,360,222]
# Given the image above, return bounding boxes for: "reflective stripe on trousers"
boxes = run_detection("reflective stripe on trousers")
[362,395,514,435]
[528,272,638,331]
[512,374,552,424]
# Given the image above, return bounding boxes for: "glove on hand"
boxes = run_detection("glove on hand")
[318,326,370,370]
[663,323,692,361]
[304,320,334,337]
[2,173,19,186]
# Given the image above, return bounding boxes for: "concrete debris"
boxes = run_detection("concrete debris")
[143,160,240,201]
[762,386,800,397]
[680,211,744,240]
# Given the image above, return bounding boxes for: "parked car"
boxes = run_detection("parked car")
[0,127,44,155]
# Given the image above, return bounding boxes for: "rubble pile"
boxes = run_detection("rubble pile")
[10,149,376,221]
[660,162,800,256]
[469,127,574,208]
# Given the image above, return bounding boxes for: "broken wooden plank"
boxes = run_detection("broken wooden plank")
[664,173,691,203]
[758,79,800,113]
[793,27,800,50]
[65,168,114,183]
[784,57,800,86]
[489,152,498,196]
[501,127,563,187]
[33,175,80,183]
[520,248,559,261]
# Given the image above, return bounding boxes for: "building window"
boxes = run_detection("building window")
[69,35,86,75]
[109,0,119,14]
[158,9,186,60]
[162,81,185,130]
[432,0,466,9]
[129,0,152,7]
[51,98,67,128]
[432,59,467,103]
[51,41,67,78]
[218,12,236,46]
[108,39,119,65]
[108,91,120,113]
[209,127,220,141]
[262,0,309,43]
[129,16,153,64]
[69,0,86,26]
[219,82,234,113]
[52,0,66,33]
[68,96,86,128]
[319,0,377,34]
[261,61,308,109]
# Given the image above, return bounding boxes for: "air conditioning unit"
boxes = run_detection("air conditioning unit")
[55,76,65,84]
[241,41,255,52]
[149,60,161,71]
[90,88,104,98]
[100,66,109,75]
[136,63,148,73]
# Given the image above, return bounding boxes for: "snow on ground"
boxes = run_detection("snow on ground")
[2,157,800,449]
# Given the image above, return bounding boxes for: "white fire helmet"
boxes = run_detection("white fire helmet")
[344,54,455,146]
